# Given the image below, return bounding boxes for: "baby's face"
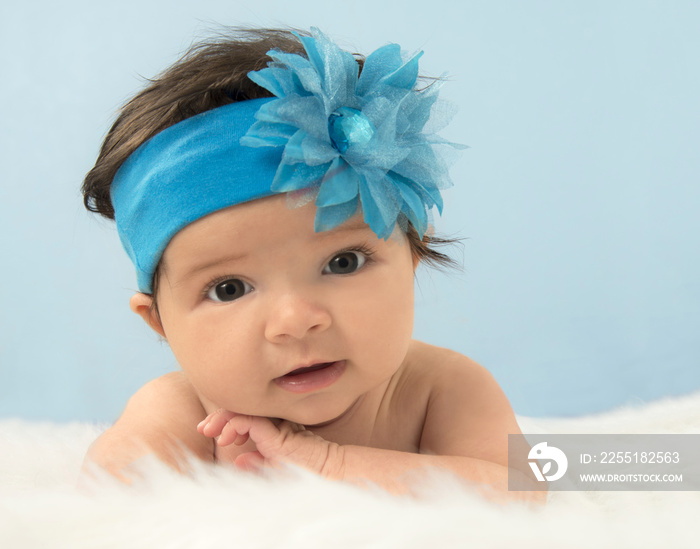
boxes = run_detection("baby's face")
[153,194,416,426]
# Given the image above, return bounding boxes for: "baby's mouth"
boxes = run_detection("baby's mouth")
[283,362,335,377]
[274,361,346,393]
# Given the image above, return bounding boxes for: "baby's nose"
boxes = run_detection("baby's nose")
[264,291,331,342]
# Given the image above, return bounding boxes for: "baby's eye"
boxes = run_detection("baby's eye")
[323,251,367,275]
[206,278,252,303]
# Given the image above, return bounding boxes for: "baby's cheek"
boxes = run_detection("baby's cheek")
[359,272,414,354]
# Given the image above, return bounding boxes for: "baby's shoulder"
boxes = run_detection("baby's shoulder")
[402,340,520,460]
[399,340,509,412]
[387,340,485,414]
[402,339,490,384]
[84,372,213,478]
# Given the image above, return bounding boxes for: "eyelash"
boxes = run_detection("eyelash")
[328,244,375,268]
[201,244,376,300]
[201,274,253,302]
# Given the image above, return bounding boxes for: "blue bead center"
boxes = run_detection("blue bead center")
[328,107,375,154]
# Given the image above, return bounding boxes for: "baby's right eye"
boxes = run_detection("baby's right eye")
[206,278,252,303]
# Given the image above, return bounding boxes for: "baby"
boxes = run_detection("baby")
[82,28,539,499]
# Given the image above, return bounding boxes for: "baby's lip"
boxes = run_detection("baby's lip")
[282,361,336,377]
[274,360,346,393]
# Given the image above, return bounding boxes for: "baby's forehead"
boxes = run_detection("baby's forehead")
[158,205,399,291]
[162,197,375,263]
[180,194,369,238]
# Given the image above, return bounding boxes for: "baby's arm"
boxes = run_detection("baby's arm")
[82,372,213,482]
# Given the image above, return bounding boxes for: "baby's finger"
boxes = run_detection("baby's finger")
[235,416,290,456]
[278,420,307,434]
[196,413,215,434]
[200,409,237,438]
[218,420,250,447]
[210,415,280,454]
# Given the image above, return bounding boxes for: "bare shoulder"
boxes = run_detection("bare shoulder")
[120,371,206,422]
[83,372,213,480]
[407,339,484,371]
[404,340,496,391]
[406,340,521,465]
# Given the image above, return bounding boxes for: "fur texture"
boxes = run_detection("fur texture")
[1,393,699,548]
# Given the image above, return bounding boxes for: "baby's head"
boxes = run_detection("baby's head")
[82,28,460,422]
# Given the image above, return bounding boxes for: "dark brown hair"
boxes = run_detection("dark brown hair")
[82,27,458,301]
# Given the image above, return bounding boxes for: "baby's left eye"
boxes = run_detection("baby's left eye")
[323,251,367,275]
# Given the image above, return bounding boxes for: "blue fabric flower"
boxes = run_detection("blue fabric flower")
[241,28,463,239]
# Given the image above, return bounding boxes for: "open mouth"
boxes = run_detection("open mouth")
[284,362,335,377]
[274,360,346,393]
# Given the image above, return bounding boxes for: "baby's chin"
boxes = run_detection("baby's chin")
[208,391,363,429]
[291,397,363,430]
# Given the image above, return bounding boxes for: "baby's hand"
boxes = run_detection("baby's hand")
[197,410,342,477]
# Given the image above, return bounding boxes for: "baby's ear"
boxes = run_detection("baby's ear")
[129,293,166,338]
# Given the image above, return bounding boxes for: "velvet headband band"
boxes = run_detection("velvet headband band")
[111,98,281,293]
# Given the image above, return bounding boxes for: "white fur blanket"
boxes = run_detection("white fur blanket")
[2,393,699,549]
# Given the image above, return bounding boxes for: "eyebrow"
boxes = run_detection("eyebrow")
[176,252,248,284]
[317,218,371,236]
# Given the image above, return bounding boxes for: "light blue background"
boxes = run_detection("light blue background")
[1,1,698,422]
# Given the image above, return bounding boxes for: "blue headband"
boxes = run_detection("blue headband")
[112,98,281,292]
[112,28,462,293]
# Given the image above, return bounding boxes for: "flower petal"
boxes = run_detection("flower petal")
[282,130,338,166]
[315,157,360,207]
[298,28,358,108]
[266,51,324,98]
[247,66,303,98]
[271,159,330,193]
[380,51,423,90]
[395,86,440,135]
[388,172,429,235]
[359,174,401,239]
[390,160,445,213]
[253,96,328,140]
[315,197,360,232]
[241,121,297,147]
[356,43,403,96]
